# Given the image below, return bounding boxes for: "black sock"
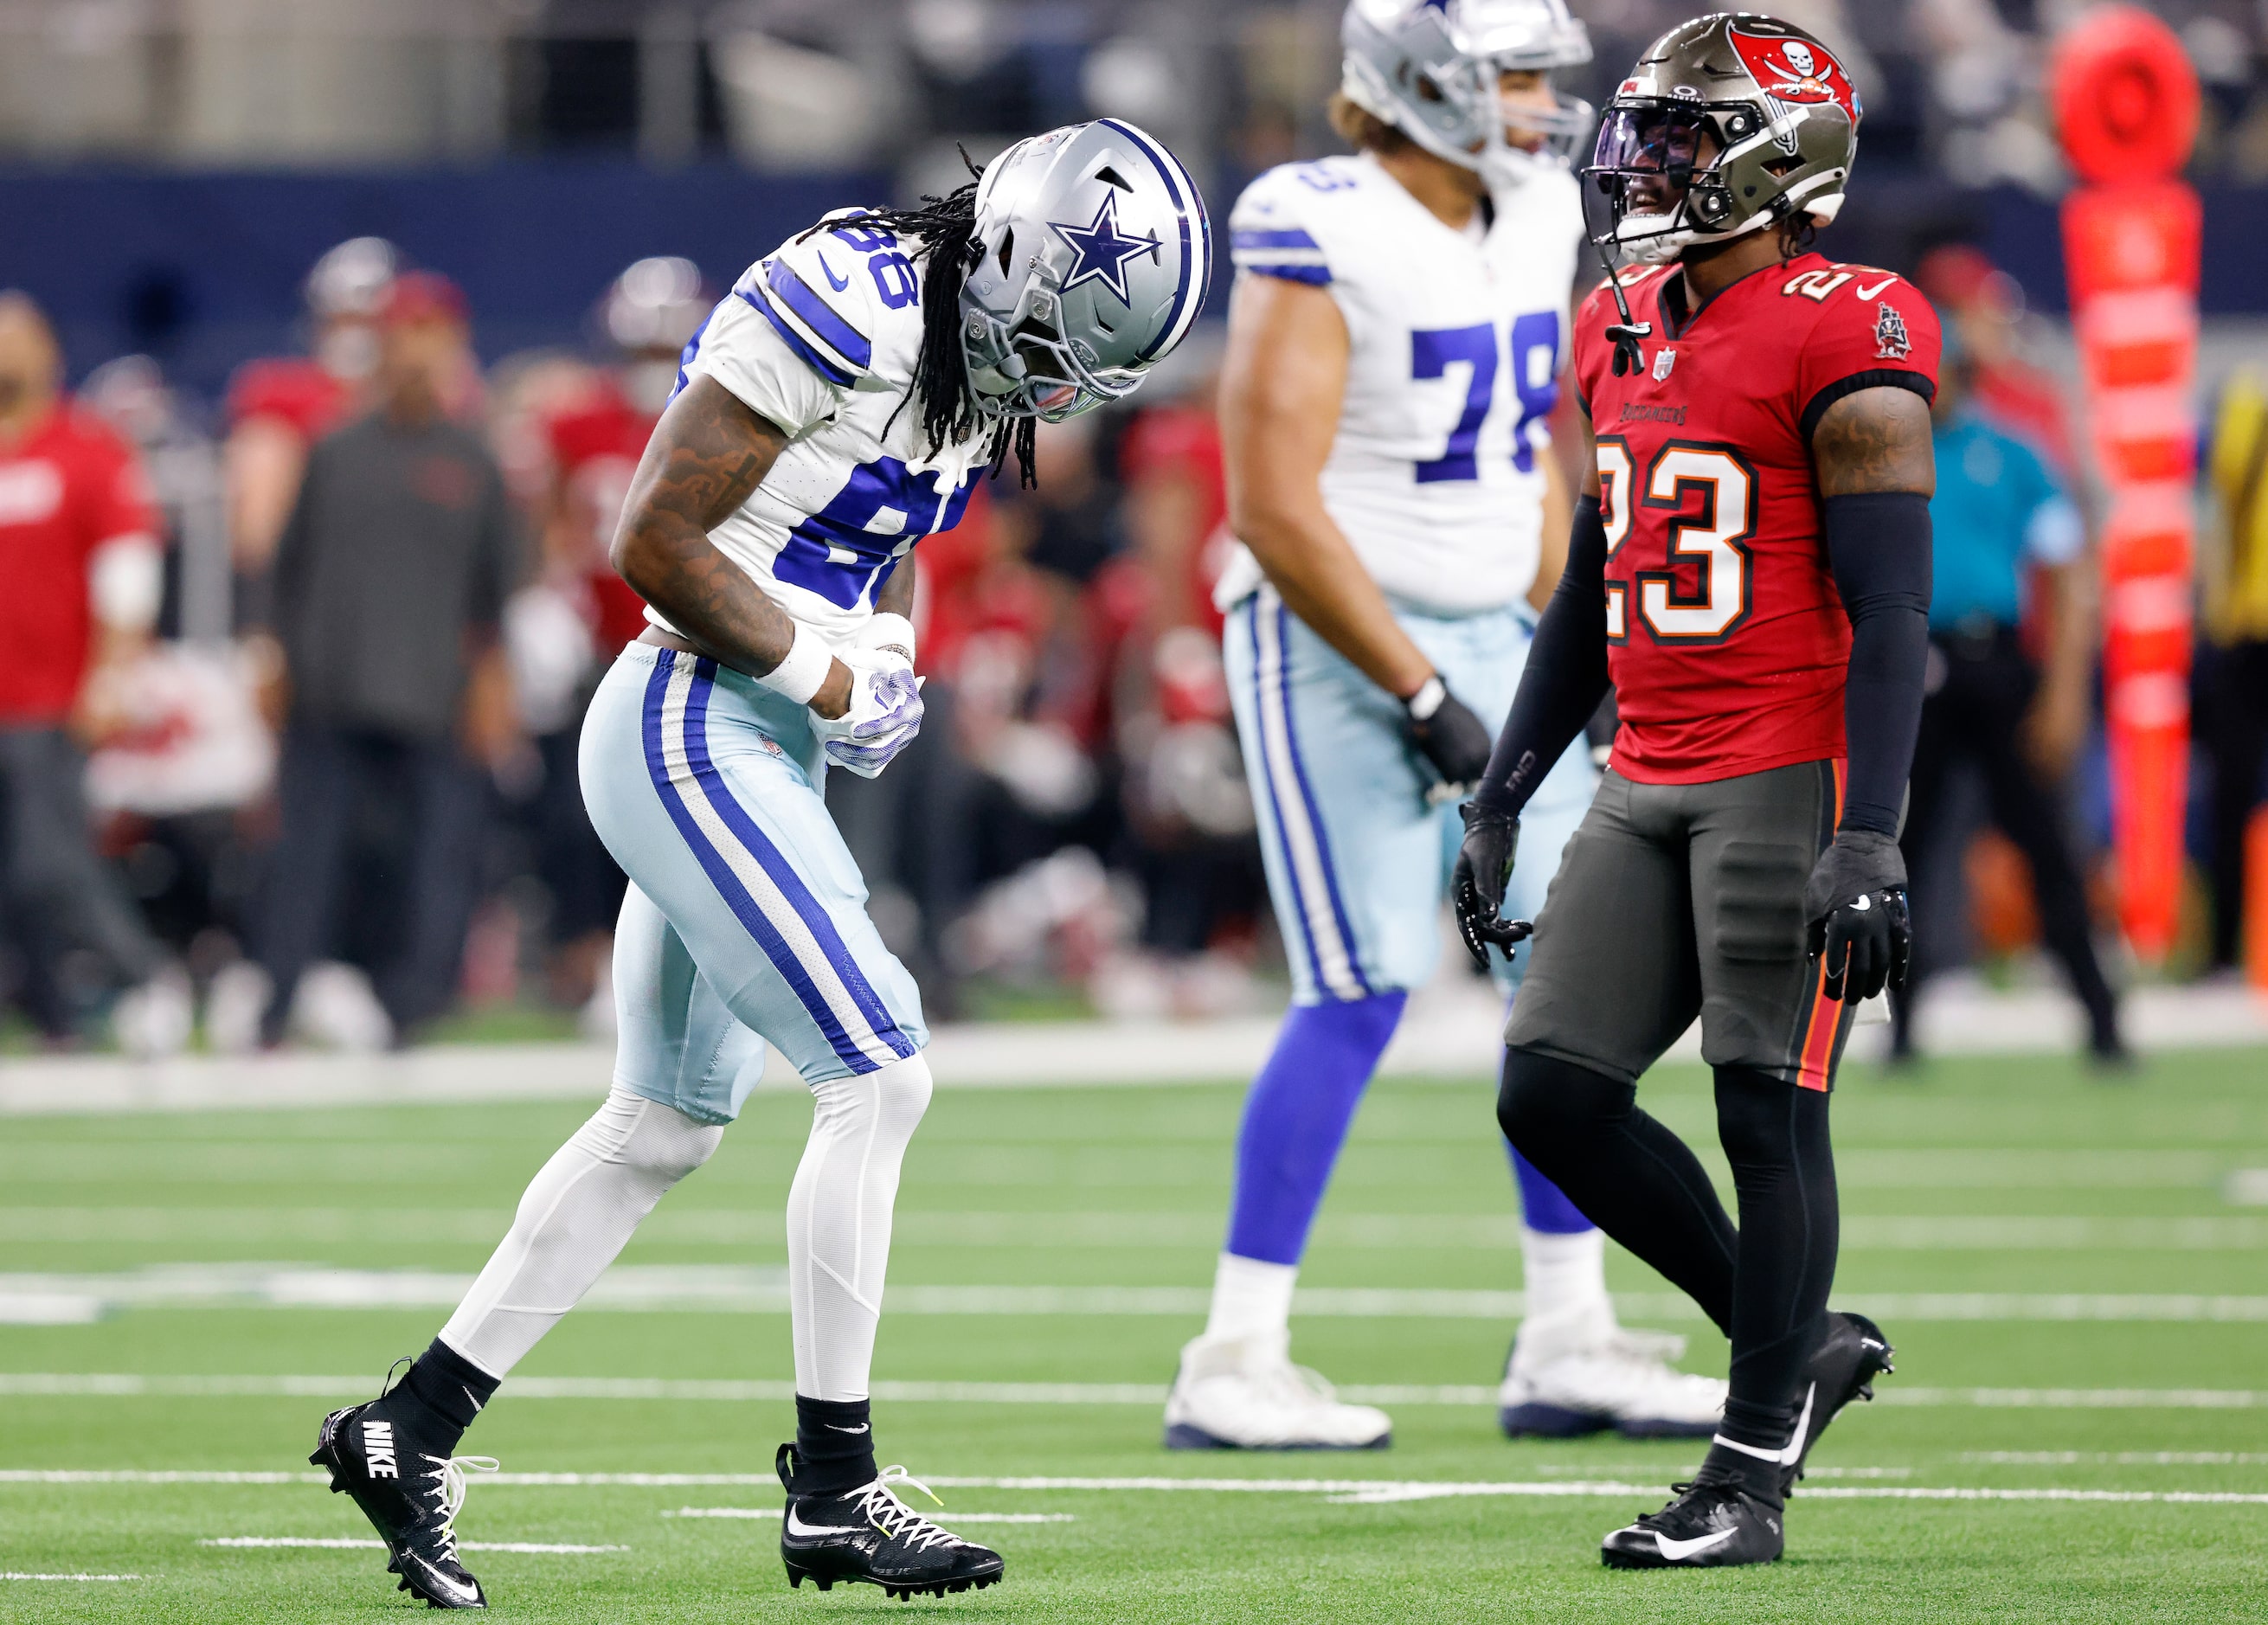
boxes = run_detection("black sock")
[1497,1048,1738,1332]
[789,1396,878,1498]
[1694,1438,1787,1503]
[389,1338,501,1454]
[1712,1066,1838,1458]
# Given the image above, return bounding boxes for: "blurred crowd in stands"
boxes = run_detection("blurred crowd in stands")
[0,236,1275,1054]
[3,209,2265,1055]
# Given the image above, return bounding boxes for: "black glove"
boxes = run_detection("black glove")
[1404,677,1493,799]
[1452,802,1532,972]
[1803,828,1911,1003]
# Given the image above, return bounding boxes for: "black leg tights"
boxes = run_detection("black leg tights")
[1713,1065,1838,1454]
[1496,1049,1737,1333]
[1497,1050,1840,1455]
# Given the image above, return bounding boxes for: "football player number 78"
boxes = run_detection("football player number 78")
[1597,437,1756,644]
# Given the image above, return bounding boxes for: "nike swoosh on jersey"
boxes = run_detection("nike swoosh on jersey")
[1854,277,1898,300]
[1654,1526,1740,1561]
[816,253,851,292]
[786,1506,864,1538]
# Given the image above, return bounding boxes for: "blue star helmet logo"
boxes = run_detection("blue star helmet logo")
[1047,191,1160,305]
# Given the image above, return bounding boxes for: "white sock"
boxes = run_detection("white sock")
[787,1052,934,1401]
[440,1085,723,1377]
[1519,1225,1610,1322]
[1201,1252,1298,1346]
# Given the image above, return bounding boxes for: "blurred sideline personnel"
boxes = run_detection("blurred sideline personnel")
[239,273,521,1050]
[310,122,1212,1607]
[1168,0,1723,1456]
[0,292,190,1054]
[1892,334,2123,1063]
[1915,245,2074,472]
[225,238,398,584]
[1460,14,1935,1566]
[506,257,708,1025]
[2201,369,2268,978]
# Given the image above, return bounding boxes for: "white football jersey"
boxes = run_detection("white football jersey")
[1215,152,1584,616]
[664,211,998,646]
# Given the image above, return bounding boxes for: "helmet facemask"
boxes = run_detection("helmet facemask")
[1587,96,1847,265]
[961,256,1147,424]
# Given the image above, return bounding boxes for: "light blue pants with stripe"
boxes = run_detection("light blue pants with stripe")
[579,644,927,1121]
[1224,586,1597,1005]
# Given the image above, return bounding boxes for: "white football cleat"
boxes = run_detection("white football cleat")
[1499,1300,1725,1439]
[112,967,193,1060]
[1163,1333,1391,1451]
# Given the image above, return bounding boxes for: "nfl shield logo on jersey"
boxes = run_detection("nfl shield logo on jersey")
[1873,302,1911,361]
[1652,348,1677,382]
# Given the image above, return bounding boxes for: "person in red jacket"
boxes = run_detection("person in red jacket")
[0,292,189,1053]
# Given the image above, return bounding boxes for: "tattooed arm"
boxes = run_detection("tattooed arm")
[610,376,852,717]
[1810,383,1936,838]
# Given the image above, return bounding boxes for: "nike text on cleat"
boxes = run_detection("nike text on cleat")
[776,1448,1005,1600]
[1601,1479,1784,1569]
[1780,1310,1895,1495]
[1497,1307,1725,1441]
[1163,1333,1391,1451]
[311,1395,498,1609]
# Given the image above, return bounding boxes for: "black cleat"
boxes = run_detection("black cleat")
[311,1394,498,1609]
[1601,1479,1784,1569]
[1780,1310,1894,1495]
[776,1446,1004,1601]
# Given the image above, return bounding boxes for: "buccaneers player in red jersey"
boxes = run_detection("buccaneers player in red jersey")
[1452,14,1937,1568]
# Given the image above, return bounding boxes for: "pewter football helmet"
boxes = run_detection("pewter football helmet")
[1340,0,1594,187]
[959,119,1214,422]
[1588,13,1860,264]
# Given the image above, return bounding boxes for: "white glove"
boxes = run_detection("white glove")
[810,646,923,779]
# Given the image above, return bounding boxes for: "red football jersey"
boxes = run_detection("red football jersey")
[225,356,353,443]
[0,403,161,723]
[547,389,659,652]
[1571,253,1940,784]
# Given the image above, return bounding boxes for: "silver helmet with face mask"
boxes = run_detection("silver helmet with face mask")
[1340,0,1595,188]
[959,119,1214,422]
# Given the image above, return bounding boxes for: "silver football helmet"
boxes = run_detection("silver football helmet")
[958,119,1214,422]
[1340,0,1595,187]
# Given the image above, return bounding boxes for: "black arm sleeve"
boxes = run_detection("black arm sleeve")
[1475,494,1611,818]
[1824,490,1933,838]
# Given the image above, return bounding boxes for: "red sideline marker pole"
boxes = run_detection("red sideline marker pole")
[2052,6,2202,965]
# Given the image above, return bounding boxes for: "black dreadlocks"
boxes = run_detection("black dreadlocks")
[803,167,1040,489]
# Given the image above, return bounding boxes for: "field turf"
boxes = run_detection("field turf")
[3,1046,2265,1622]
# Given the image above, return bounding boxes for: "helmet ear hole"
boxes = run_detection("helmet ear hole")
[997,230,1014,278]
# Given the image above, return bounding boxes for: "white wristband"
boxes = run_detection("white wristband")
[757,620,834,706]
[1404,674,1447,722]
[860,612,916,665]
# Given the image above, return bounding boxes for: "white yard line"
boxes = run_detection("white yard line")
[665,1507,1074,1524]
[13,1208,2268,1251]
[4,984,2265,1117]
[6,1470,2264,1508]
[10,1269,2268,1324]
[1963,1452,2268,1466]
[1,1571,140,1581]
[6,1375,2268,1410]
[200,1538,623,1553]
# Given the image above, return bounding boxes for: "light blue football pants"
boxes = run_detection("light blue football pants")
[1224,584,1597,1005]
[580,644,928,1121]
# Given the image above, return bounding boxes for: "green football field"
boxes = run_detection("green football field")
[4,1046,2266,1622]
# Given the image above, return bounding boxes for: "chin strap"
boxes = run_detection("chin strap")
[1590,229,1653,378]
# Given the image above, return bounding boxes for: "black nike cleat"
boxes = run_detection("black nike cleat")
[1780,1310,1895,1495]
[1601,1479,1784,1569]
[311,1396,498,1608]
[776,1446,1004,1600]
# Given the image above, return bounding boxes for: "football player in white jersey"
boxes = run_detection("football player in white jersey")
[309,121,1212,1609]
[1163,0,1725,1452]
